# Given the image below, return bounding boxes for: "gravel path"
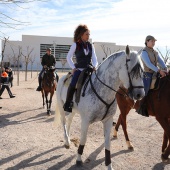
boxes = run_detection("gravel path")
[0,71,170,170]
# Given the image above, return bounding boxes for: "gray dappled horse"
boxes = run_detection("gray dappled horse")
[54,46,145,170]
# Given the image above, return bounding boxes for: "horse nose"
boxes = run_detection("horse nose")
[136,93,141,99]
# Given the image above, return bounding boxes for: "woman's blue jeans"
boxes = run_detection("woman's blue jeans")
[143,72,153,96]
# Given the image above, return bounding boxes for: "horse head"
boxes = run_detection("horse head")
[119,45,145,100]
[43,67,56,85]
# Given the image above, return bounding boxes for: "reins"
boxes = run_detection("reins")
[94,71,126,97]
[125,59,144,93]
[82,56,143,121]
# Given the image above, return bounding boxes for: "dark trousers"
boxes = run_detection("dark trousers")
[0,85,13,97]
[39,68,44,81]
[70,70,82,88]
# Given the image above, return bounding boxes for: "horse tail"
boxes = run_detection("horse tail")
[54,96,61,126]
[54,76,66,126]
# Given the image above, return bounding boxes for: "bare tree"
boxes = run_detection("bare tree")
[16,46,22,86]
[157,47,170,64]
[22,46,34,81]
[101,44,111,59]
[0,37,9,89]
[1,37,9,68]
[10,45,18,75]
[30,55,35,78]
[0,0,48,37]
[60,59,67,72]
[6,54,13,67]
[101,44,120,61]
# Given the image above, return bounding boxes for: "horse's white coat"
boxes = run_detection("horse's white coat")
[54,49,145,170]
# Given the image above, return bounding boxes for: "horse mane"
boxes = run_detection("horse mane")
[97,50,143,81]
[130,62,143,79]
[129,51,144,79]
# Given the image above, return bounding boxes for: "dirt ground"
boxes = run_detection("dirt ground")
[0,71,170,170]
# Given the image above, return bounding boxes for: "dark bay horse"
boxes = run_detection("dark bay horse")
[114,73,170,162]
[41,67,57,115]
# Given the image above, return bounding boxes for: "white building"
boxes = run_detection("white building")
[1,35,143,71]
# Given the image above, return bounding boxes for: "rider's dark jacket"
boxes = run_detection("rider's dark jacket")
[41,54,56,67]
[74,41,92,68]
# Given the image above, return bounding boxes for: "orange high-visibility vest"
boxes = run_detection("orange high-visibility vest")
[1,72,8,78]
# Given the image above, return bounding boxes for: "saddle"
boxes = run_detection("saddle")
[64,67,92,104]
[150,72,160,90]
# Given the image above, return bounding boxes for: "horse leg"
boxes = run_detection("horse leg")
[45,93,49,114]
[66,112,76,136]
[156,117,170,161]
[76,120,89,166]
[162,131,168,154]
[41,90,45,108]
[120,112,134,150]
[113,114,121,138]
[103,117,113,170]
[113,107,133,149]
[63,111,76,149]
[48,92,53,116]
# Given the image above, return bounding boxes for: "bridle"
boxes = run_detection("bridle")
[125,58,144,97]
[44,67,56,86]
[83,56,144,120]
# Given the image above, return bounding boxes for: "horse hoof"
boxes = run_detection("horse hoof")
[47,111,51,116]
[161,154,168,162]
[126,141,134,150]
[113,129,118,138]
[47,113,51,116]
[64,144,70,149]
[76,160,83,167]
[128,146,134,150]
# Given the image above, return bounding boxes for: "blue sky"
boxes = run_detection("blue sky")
[0,0,170,48]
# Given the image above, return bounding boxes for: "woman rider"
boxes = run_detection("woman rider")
[63,24,98,113]
[137,35,167,117]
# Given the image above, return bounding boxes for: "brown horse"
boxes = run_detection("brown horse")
[114,73,170,162]
[41,67,57,115]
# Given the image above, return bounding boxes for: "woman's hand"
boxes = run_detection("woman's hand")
[72,68,77,75]
[159,70,167,78]
[93,67,96,71]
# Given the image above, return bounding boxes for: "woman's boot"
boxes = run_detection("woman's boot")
[63,85,76,112]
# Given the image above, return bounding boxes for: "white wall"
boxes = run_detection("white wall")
[2,35,143,71]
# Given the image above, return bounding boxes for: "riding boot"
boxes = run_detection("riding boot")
[136,96,149,117]
[63,85,76,113]
[36,77,42,91]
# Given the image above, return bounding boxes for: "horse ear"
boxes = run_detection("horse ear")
[137,48,143,55]
[126,45,130,56]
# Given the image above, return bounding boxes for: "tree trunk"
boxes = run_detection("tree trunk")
[25,63,28,81]
[31,64,33,78]
[17,60,20,86]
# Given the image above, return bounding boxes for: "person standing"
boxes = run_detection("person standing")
[0,68,15,99]
[5,67,13,87]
